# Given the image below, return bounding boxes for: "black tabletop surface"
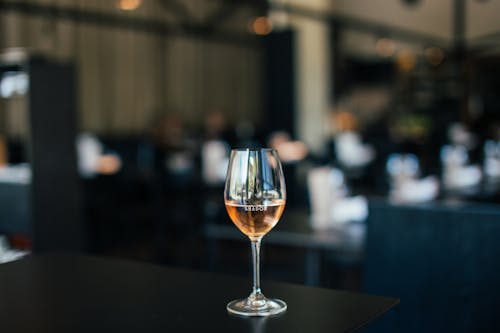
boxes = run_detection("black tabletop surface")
[0,254,398,332]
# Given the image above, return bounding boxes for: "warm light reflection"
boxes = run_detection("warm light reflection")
[116,0,142,11]
[396,49,416,72]
[375,38,396,58]
[424,46,445,66]
[249,17,273,36]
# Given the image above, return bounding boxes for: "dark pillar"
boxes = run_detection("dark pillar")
[28,57,84,252]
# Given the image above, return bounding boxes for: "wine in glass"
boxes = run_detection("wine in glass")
[224,148,287,316]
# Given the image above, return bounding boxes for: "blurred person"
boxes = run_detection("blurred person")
[200,111,233,186]
[150,114,197,188]
[386,153,439,203]
[267,131,309,207]
[77,132,122,254]
[438,122,483,192]
[448,122,478,151]
[268,131,308,164]
[201,140,229,186]
[386,153,420,186]
[483,140,500,179]
[152,114,186,149]
[329,110,375,169]
[234,119,261,148]
[76,132,121,178]
[0,235,28,264]
[440,144,482,190]
[307,166,368,228]
[0,135,31,184]
[203,110,234,143]
[199,111,233,221]
[149,114,201,265]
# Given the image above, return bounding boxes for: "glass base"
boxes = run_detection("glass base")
[227,294,287,317]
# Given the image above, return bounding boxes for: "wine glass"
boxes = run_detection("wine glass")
[224,148,287,316]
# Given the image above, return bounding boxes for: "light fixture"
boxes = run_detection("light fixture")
[375,38,396,58]
[116,0,142,11]
[424,47,445,66]
[396,49,417,72]
[248,16,273,36]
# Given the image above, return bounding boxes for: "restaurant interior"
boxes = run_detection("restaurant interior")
[1,0,500,331]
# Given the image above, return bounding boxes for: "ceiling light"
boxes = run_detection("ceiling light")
[117,0,142,11]
[249,17,273,36]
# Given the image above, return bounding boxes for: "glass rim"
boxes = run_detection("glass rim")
[230,147,276,152]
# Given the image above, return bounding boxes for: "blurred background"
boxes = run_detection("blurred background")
[1,0,500,332]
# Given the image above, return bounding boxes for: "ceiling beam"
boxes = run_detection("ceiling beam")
[0,0,260,48]
[270,2,451,48]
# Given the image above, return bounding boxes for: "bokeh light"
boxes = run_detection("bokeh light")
[116,0,142,11]
[424,46,445,66]
[249,16,273,36]
[375,38,396,58]
[396,49,417,72]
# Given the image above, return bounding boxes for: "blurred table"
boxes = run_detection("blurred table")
[0,254,397,333]
[204,209,365,286]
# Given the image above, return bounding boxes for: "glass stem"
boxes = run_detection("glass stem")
[251,239,262,297]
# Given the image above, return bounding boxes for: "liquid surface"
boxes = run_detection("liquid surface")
[225,200,286,240]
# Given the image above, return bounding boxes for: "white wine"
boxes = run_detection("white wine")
[225,200,286,241]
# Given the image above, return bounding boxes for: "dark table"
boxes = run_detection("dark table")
[0,254,397,332]
[204,209,365,285]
